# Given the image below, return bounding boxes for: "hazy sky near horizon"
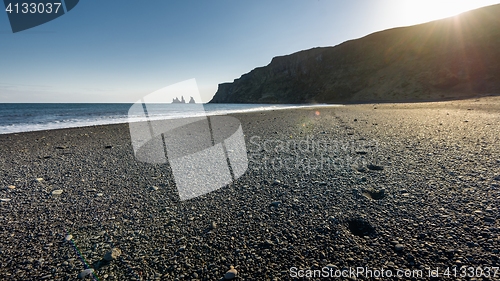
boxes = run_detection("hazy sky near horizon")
[1,0,499,103]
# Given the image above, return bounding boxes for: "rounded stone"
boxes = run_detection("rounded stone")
[224,266,237,280]
[51,189,63,195]
[77,268,94,279]
[104,247,121,261]
[270,201,281,207]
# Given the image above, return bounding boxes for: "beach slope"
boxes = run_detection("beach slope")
[0,97,499,280]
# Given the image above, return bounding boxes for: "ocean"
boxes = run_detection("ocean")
[0,103,341,134]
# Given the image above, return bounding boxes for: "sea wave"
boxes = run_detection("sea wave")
[0,103,342,134]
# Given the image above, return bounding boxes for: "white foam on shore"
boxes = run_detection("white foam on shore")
[206,104,342,116]
[0,104,342,135]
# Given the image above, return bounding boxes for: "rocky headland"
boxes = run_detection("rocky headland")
[210,4,500,104]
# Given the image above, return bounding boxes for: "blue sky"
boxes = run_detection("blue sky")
[1,0,499,103]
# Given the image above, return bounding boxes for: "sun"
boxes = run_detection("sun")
[392,0,500,26]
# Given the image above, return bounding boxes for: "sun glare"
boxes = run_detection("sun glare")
[392,0,500,26]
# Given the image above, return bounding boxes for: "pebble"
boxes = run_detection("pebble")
[96,193,103,197]
[7,185,15,189]
[484,217,495,223]
[395,244,404,252]
[367,164,384,171]
[356,166,367,172]
[51,189,63,195]
[224,266,237,280]
[261,240,275,248]
[210,221,217,230]
[0,198,11,202]
[65,234,73,241]
[104,247,122,261]
[150,186,159,191]
[270,201,281,207]
[77,268,94,279]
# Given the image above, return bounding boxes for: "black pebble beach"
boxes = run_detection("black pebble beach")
[1,97,500,280]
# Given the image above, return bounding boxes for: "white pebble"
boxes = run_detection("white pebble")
[52,189,63,195]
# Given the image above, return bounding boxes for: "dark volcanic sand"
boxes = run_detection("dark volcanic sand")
[1,97,500,280]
